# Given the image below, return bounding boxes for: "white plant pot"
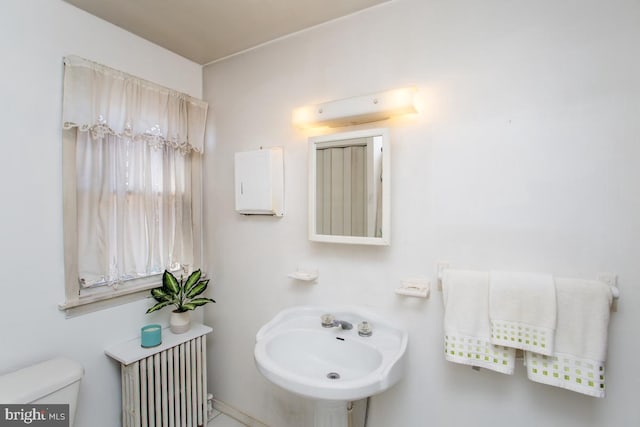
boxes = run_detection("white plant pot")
[170,311,191,334]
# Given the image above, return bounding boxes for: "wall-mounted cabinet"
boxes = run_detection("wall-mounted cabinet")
[234,147,284,216]
[309,129,389,245]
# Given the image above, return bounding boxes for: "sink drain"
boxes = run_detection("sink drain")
[326,372,341,380]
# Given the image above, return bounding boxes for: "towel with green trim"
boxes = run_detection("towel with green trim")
[489,271,556,356]
[526,278,612,397]
[443,269,515,374]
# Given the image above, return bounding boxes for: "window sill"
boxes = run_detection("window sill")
[59,281,159,318]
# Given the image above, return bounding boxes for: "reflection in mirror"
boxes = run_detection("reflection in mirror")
[309,128,390,245]
[315,138,382,237]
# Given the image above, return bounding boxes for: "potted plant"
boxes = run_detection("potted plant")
[146,269,215,333]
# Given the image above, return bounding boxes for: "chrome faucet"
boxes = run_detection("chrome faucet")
[333,320,354,330]
[321,314,353,330]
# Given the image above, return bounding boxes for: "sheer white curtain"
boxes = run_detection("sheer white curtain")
[63,56,207,288]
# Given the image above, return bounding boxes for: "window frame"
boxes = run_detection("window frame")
[59,128,203,317]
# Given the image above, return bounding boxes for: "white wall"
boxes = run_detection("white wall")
[203,0,640,425]
[0,1,202,426]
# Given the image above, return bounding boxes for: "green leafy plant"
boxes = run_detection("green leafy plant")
[146,269,215,314]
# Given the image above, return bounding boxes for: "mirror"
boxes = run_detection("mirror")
[309,128,390,245]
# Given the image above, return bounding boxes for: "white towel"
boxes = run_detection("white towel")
[489,271,556,356]
[443,270,516,374]
[526,278,612,397]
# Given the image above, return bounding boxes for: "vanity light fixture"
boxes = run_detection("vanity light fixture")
[292,87,417,128]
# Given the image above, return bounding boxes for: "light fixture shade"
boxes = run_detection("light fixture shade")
[293,87,417,128]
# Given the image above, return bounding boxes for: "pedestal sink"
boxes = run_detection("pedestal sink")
[254,306,408,426]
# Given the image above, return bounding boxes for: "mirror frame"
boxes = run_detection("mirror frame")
[308,128,390,246]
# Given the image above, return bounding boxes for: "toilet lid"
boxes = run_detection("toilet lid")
[0,357,84,403]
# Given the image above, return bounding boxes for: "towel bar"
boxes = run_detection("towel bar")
[436,266,620,308]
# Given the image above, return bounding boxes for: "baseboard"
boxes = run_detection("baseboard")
[212,398,270,427]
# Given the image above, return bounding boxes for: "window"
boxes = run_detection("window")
[60,56,207,315]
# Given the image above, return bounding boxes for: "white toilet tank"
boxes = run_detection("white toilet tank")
[0,357,84,426]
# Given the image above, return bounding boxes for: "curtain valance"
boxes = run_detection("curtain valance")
[62,55,208,154]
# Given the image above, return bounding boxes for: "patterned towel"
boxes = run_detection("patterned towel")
[443,270,515,374]
[526,278,612,397]
[489,271,556,356]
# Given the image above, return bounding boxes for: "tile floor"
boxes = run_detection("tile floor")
[207,409,248,427]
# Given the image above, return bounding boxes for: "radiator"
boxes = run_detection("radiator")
[120,335,208,427]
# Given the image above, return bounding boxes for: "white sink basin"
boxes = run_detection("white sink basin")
[254,306,408,401]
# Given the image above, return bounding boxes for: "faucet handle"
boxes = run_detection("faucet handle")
[358,321,373,337]
[321,314,335,328]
